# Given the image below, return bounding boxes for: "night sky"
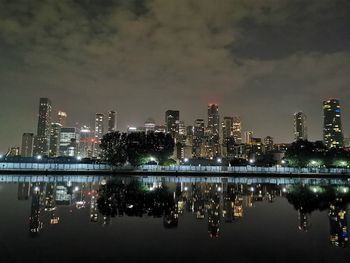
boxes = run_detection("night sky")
[1,0,350,152]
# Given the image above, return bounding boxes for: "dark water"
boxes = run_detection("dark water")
[0,175,350,263]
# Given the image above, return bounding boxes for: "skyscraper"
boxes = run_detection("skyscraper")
[222,117,233,141]
[94,113,105,157]
[294,112,307,141]
[49,123,62,157]
[21,133,34,157]
[165,110,180,137]
[323,99,344,148]
[59,127,79,156]
[33,98,52,156]
[207,104,220,157]
[57,111,67,127]
[244,131,253,144]
[193,119,205,157]
[232,116,242,144]
[107,110,117,132]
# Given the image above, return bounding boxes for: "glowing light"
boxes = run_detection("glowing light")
[217,187,222,192]
[184,158,189,163]
[77,156,82,161]
[282,187,287,193]
[217,158,222,163]
[34,186,40,192]
[36,155,42,160]
[249,159,255,164]
[74,186,79,192]
[250,187,255,192]
[184,186,188,191]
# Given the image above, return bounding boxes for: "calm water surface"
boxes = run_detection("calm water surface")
[0,175,350,263]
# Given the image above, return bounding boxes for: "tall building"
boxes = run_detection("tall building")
[49,123,62,157]
[33,98,52,156]
[107,110,117,132]
[144,118,156,134]
[222,117,233,141]
[232,116,242,144]
[323,99,344,148]
[264,136,274,152]
[57,111,67,127]
[79,126,95,158]
[193,119,205,157]
[294,112,307,141]
[244,131,253,144]
[165,110,180,137]
[207,104,220,157]
[59,127,79,156]
[94,113,105,157]
[21,133,34,157]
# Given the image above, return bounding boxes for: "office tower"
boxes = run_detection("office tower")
[57,111,67,127]
[79,126,94,158]
[33,98,52,156]
[59,127,79,156]
[155,125,166,133]
[207,104,220,157]
[94,113,105,156]
[222,117,233,141]
[323,99,344,148]
[29,185,43,236]
[107,110,117,132]
[222,117,233,157]
[165,110,180,137]
[193,119,205,157]
[264,136,274,152]
[95,113,105,140]
[21,133,34,157]
[232,116,242,144]
[49,123,62,157]
[293,112,307,141]
[329,203,348,247]
[244,131,253,144]
[144,118,156,134]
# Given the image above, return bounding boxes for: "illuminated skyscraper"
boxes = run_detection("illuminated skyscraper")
[207,104,220,157]
[323,99,344,148]
[57,111,67,127]
[94,113,105,156]
[107,110,117,132]
[193,119,205,157]
[232,116,242,144]
[21,133,34,157]
[222,117,233,141]
[294,112,307,141]
[59,127,79,156]
[244,131,253,144]
[33,98,52,156]
[79,126,95,158]
[49,123,62,157]
[165,110,180,137]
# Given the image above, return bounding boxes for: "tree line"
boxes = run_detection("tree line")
[100,131,175,167]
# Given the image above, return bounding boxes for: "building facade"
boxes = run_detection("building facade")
[21,133,34,157]
[323,99,344,148]
[294,112,307,141]
[33,98,52,156]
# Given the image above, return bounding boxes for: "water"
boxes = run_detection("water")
[0,175,350,263]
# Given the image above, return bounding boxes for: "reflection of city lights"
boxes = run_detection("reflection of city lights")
[250,187,255,192]
[282,187,287,193]
[77,156,82,161]
[100,179,107,186]
[34,186,40,192]
[217,187,222,192]
[74,186,79,192]
[184,186,188,191]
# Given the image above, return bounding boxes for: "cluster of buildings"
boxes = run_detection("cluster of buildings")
[4,98,348,163]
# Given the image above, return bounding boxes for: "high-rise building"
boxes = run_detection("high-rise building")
[49,123,62,157]
[222,117,233,141]
[59,127,79,156]
[107,111,117,132]
[165,110,180,137]
[244,131,253,144]
[7,147,20,157]
[79,126,95,158]
[323,99,344,148]
[264,136,274,152]
[33,98,52,156]
[95,113,105,140]
[232,116,242,144]
[207,104,220,157]
[144,118,156,134]
[193,119,205,157]
[21,133,34,157]
[57,111,67,127]
[294,112,307,141]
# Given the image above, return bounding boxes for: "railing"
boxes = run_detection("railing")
[0,162,349,175]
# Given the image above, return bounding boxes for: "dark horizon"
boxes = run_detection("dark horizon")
[1,0,350,152]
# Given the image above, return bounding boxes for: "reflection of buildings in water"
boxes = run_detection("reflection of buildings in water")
[208,184,221,238]
[18,183,30,200]
[44,183,56,212]
[55,184,71,206]
[90,195,99,223]
[222,184,236,223]
[103,215,112,226]
[29,185,43,236]
[298,210,310,231]
[329,203,348,247]
[234,195,244,218]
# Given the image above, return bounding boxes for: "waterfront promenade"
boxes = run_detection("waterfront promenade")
[0,161,350,177]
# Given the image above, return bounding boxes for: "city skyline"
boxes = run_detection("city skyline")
[1,1,350,152]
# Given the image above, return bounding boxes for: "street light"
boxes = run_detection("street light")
[217,158,222,164]
[77,156,82,161]
[36,155,42,160]
[249,159,255,164]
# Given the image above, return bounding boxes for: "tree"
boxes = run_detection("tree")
[100,132,128,167]
[285,140,326,167]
